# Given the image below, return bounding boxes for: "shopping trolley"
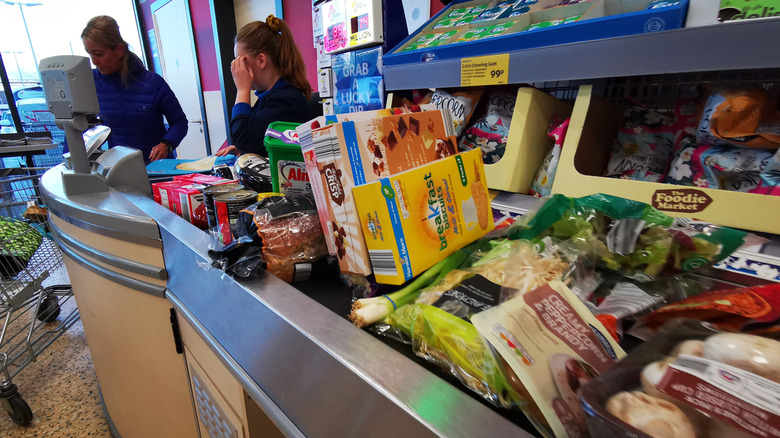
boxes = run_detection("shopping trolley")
[0,166,79,427]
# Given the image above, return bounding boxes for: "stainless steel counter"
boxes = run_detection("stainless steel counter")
[68,187,536,438]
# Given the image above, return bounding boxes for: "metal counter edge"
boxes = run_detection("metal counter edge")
[123,191,534,438]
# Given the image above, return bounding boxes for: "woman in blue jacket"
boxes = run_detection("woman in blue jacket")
[82,16,187,163]
[216,15,311,157]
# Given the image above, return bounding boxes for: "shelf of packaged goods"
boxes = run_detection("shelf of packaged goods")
[383,18,780,91]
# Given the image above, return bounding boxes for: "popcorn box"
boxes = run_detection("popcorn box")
[353,149,494,284]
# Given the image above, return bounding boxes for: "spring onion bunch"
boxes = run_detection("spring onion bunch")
[349,245,476,328]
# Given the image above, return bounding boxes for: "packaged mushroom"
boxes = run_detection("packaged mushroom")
[580,319,780,438]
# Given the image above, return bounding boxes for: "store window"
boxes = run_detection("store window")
[0,0,144,167]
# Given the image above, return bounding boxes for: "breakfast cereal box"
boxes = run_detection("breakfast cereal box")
[352,149,494,284]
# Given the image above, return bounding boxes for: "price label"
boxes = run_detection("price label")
[460,54,510,87]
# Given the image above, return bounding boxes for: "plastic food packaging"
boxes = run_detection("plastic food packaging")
[604,102,677,182]
[695,87,780,150]
[664,143,780,196]
[530,116,571,197]
[510,193,751,282]
[580,319,780,438]
[377,239,590,429]
[252,195,329,283]
[634,283,780,337]
[473,280,625,438]
[420,87,484,136]
[234,153,273,193]
[459,88,517,164]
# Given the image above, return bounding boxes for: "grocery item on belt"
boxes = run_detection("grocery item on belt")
[316,110,458,276]
[234,154,273,193]
[214,190,258,245]
[637,283,780,335]
[202,183,245,229]
[604,103,677,182]
[510,193,751,282]
[252,194,328,283]
[459,88,517,164]
[264,121,311,196]
[472,280,625,438]
[580,319,780,438]
[297,105,436,258]
[353,149,494,284]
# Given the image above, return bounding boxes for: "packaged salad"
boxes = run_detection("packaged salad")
[510,194,752,282]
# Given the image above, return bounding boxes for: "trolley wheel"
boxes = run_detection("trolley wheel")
[36,295,60,322]
[0,384,33,427]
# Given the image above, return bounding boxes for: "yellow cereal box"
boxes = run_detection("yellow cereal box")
[353,149,494,284]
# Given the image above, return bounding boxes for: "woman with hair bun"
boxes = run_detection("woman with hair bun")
[216,15,312,157]
[81,15,188,163]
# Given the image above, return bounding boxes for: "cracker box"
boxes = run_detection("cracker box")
[353,149,494,284]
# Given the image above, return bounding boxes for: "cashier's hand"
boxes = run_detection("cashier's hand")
[231,56,253,94]
[149,143,169,162]
[215,145,240,157]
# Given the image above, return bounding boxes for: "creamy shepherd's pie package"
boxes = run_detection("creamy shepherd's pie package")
[472,280,626,438]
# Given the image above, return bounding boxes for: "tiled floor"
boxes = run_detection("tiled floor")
[0,268,111,437]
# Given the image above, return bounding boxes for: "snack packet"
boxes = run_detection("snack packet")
[420,87,484,136]
[459,88,517,164]
[664,143,780,196]
[604,103,676,182]
[696,87,780,150]
[530,117,570,197]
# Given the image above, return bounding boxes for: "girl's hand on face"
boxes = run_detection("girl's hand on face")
[231,56,253,92]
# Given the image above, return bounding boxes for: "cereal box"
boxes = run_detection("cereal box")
[352,149,494,284]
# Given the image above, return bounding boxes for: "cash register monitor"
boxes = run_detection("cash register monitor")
[39,56,99,120]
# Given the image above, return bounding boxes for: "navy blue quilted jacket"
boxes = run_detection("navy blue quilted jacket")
[230,78,310,156]
[93,59,188,162]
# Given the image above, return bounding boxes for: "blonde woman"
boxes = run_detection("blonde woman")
[82,15,187,163]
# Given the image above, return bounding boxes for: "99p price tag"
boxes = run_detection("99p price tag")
[460,54,510,87]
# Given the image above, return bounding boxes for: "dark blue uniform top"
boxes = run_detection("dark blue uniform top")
[230,78,310,156]
[92,59,188,163]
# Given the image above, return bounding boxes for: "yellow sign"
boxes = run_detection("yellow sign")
[460,54,510,87]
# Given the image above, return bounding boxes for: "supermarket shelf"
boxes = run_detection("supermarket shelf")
[384,18,780,90]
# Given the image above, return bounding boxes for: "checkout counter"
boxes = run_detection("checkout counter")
[37,56,536,437]
[40,129,537,438]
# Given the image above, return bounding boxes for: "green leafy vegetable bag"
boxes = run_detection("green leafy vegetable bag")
[509,193,748,282]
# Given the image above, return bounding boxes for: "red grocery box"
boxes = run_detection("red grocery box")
[168,183,208,229]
